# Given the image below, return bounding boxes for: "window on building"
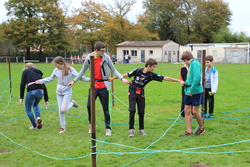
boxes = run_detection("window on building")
[131,50,137,56]
[212,50,217,56]
[149,50,153,55]
[232,50,239,57]
[123,50,129,56]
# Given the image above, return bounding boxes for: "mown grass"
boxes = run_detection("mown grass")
[0,62,250,167]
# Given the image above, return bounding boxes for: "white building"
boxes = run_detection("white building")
[180,43,250,63]
[116,41,250,64]
[116,40,179,64]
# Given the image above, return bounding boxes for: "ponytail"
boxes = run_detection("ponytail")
[53,56,71,75]
[62,61,71,75]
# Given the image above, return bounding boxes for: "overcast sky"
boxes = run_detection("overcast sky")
[0,0,249,35]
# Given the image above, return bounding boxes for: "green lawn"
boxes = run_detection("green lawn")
[0,62,250,167]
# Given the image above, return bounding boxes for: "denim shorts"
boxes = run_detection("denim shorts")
[184,92,204,106]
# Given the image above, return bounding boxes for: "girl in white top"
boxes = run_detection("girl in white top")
[36,56,89,133]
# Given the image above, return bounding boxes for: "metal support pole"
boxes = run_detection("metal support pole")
[90,55,96,167]
[201,50,206,119]
[7,57,12,98]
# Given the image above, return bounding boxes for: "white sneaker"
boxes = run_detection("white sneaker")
[36,117,42,129]
[128,129,135,137]
[29,126,37,130]
[105,129,112,136]
[59,128,65,133]
[72,99,78,108]
[88,127,91,134]
[139,129,147,136]
[88,124,97,133]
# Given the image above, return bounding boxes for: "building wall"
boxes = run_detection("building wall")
[224,48,248,63]
[116,41,179,64]
[116,46,163,63]
[179,46,226,63]
[163,42,179,63]
[180,44,249,63]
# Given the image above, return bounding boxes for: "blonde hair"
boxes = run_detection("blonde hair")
[24,63,36,70]
[53,56,71,75]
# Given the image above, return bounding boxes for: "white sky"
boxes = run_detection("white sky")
[0,0,249,35]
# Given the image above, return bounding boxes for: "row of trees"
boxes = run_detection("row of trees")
[0,0,250,59]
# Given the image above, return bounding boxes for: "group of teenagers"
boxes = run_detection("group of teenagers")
[20,41,218,137]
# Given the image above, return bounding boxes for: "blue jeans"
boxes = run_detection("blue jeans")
[25,89,44,127]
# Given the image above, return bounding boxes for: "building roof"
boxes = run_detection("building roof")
[116,40,173,47]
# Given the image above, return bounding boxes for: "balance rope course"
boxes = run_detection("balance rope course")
[1,77,250,166]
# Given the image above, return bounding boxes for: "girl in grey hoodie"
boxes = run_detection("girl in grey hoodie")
[37,56,89,133]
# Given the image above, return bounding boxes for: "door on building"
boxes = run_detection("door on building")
[141,50,145,63]
[197,50,202,63]
[168,51,172,62]
[177,51,180,62]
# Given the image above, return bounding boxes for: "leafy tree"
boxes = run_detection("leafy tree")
[142,0,178,41]
[4,0,68,60]
[142,0,232,44]
[0,22,17,56]
[103,0,159,53]
[70,0,158,54]
[213,27,250,43]
[69,0,109,52]
[192,0,232,43]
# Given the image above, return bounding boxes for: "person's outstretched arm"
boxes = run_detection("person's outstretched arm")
[69,57,90,87]
[36,68,57,84]
[109,73,128,82]
[164,76,185,85]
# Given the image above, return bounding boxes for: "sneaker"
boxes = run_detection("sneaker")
[207,116,213,119]
[29,126,37,130]
[128,129,135,137]
[194,128,205,136]
[72,99,78,108]
[88,127,91,134]
[88,125,97,134]
[105,129,112,136]
[179,131,192,137]
[139,129,147,136]
[59,128,65,133]
[37,117,42,129]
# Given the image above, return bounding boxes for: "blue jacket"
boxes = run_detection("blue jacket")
[205,66,218,93]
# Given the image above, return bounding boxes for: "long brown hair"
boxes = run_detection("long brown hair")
[53,56,71,75]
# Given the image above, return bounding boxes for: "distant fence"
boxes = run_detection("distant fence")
[0,56,23,63]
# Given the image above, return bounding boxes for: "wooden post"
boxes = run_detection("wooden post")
[7,57,12,98]
[202,50,206,119]
[90,55,96,167]
[109,52,115,107]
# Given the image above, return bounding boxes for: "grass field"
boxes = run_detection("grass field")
[0,62,250,167]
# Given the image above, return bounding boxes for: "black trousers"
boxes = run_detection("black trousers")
[180,86,185,117]
[87,87,111,129]
[204,88,214,115]
[128,93,145,130]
